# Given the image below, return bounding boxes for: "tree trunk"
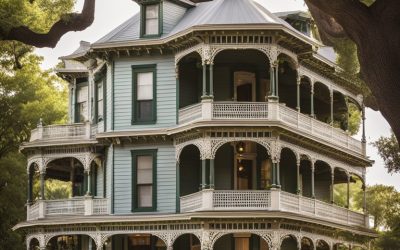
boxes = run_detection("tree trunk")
[305,0,400,142]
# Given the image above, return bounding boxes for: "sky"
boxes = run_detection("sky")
[35,0,399,190]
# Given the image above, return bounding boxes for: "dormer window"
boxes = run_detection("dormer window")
[141,2,161,37]
[145,4,159,35]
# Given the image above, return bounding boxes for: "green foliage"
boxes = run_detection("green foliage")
[0,41,67,158]
[0,152,26,250]
[0,0,75,37]
[348,103,361,136]
[335,39,360,75]
[361,185,400,230]
[372,133,400,174]
[33,178,72,200]
[0,41,68,248]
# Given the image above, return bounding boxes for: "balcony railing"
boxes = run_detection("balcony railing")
[178,101,364,155]
[27,197,109,220]
[29,122,98,142]
[180,189,371,228]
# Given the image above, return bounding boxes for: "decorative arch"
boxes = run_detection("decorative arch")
[278,52,299,69]
[316,239,331,250]
[301,236,315,250]
[211,138,271,159]
[175,141,204,162]
[280,233,301,250]
[44,233,98,248]
[211,231,273,250]
[172,232,201,250]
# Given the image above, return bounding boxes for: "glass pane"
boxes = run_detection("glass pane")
[98,100,103,118]
[79,102,88,122]
[146,4,158,18]
[137,72,153,100]
[145,18,159,35]
[77,86,88,103]
[97,82,103,101]
[137,155,152,184]
[138,185,152,207]
[138,101,153,121]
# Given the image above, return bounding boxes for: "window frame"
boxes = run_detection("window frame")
[131,149,157,212]
[140,1,162,38]
[93,70,107,124]
[75,81,89,123]
[132,64,157,125]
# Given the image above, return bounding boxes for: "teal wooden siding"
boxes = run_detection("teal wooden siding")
[163,1,186,34]
[114,56,177,130]
[95,164,104,197]
[106,63,113,131]
[113,144,176,214]
[106,146,113,212]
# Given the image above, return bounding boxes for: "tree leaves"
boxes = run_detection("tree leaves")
[372,133,400,174]
[0,41,67,248]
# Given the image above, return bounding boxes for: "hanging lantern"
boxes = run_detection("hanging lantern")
[236,141,245,153]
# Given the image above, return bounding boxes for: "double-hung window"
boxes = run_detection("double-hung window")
[95,80,104,123]
[76,84,88,123]
[132,150,157,211]
[132,65,156,124]
[143,4,160,36]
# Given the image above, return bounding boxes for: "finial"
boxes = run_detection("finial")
[37,118,43,127]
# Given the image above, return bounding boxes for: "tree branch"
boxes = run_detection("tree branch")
[4,0,95,48]
[307,1,346,41]
[305,0,371,44]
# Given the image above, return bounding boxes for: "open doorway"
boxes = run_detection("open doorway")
[234,71,256,102]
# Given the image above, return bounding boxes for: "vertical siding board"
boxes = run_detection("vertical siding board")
[106,146,113,212]
[113,56,177,130]
[96,164,104,197]
[112,145,176,214]
[106,64,113,131]
[163,1,187,34]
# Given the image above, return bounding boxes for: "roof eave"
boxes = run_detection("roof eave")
[90,23,320,50]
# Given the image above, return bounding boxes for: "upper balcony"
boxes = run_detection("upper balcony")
[180,189,373,229]
[176,48,366,157]
[178,101,364,155]
[26,121,104,146]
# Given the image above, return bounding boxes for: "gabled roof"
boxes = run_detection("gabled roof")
[93,0,312,47]
[61,41,91,59]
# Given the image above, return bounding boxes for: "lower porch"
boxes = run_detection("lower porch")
[24,218,372,250]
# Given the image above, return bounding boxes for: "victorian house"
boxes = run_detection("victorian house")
[16,0,376,249]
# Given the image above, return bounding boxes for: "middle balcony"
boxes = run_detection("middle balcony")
[178,101,363,155]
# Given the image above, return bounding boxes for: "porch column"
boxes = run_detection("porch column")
[201,159,207,189]
[269,64,277,99]
[296,76,301,111]
[72,78,77,123]
[85,169,91,196]
[176,162,180,213]
[330,169,334,204]
[209,159,215,189]
[27,173,33,204]
[361,103,367,155]
[275,62,279,99]
[296,160,301,194]
[347,175,351,208]
[330,90,334,125]
[202,64,207,98]
[311,162,315,198]
[276,161,281,188]
[271,161,277,188]
[209,63,214,98]
[310,83,315,117]
[70,159,75,197]
[39,171,45,200]
[345,96,350,131]
[362,182,367,212]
